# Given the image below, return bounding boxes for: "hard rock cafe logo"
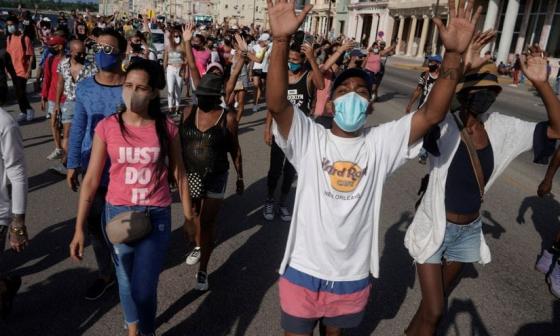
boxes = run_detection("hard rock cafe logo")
[322,158,366,193]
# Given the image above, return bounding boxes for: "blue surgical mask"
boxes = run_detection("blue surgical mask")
[288,62,302,73]
[95,52,120,71]
[333,92,369,132]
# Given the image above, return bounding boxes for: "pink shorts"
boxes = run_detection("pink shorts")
[279,266,371,334]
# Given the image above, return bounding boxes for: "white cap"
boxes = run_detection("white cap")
[231,25,239,29]
[42,17,51,22]
[258,33,270,42]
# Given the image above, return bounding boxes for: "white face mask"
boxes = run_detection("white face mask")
[7,25,16,34]
[174,37,181,44]
[373,48,379,53]
[122,90,151,113]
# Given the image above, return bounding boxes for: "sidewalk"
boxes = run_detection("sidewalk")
[388,54,518,86]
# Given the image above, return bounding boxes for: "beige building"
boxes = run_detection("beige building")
[344,0,560,63]
[303,0,336,36]
[216,0,269,27]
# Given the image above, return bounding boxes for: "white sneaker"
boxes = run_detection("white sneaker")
[186,247,201,265]
[536,250,554,274]
[263,199,275,221]
[234,101,239,109]
[547,261,560,298]
[47,148,65,161]
[278,206,292,222]
[50,162,67,175]
[26,109,35,121]
[195,271,209,291]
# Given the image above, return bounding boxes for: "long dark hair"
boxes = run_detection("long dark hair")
[116,59,169,185]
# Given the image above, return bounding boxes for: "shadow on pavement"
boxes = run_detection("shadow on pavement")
[347,211,416,335]
[516,194,560,252]
[159,177,290,335]
[438,298,491,336]
[514,300,560,335]
[0,267,119,336]
[28,170,66,193]
[376,91,408,103]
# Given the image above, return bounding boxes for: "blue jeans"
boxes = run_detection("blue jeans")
[104,203,172,334]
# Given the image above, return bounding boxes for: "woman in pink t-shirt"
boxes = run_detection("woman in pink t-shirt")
[191,34,211,76]
[70,60,192,336]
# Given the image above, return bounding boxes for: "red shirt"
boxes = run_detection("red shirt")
[41,55,65,103]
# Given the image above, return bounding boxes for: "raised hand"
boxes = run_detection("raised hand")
[182,22,195,42]
[301,43,315,59]
[520,46,548,84]
[266,0,312,38]
[434,0,482,54]
[234,34,248,53]
[340,38,355,52]
[463,30,496,73]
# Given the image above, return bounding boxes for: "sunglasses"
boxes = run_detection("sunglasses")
[93,43,117,54]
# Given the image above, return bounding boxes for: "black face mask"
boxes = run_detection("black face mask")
[355,59,363,67]
[458,89,498,115]
[74,53,86,64]
[131,43,142,52]
[428,64,439,72]
[197,96,222,112]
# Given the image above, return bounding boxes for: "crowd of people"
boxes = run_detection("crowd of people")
[0,0,559,335]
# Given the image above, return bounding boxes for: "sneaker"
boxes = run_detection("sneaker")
[195,271,209,291]
[16,113,27,122]
[278,206,292,222]
[0,275,22,319]
[85,278,115,301]
[25,109,34,121]
[536,250,554,274]
[234,101,239,109]
[46,148,64,161]
[263,199,275,221]
[45,113,51,119]
[186,247,201,265]
[49,162,67,175]
[547,261,560,298]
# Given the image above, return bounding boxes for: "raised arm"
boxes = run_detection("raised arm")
[182,22,201,88]
[225,34,249,104]
[538,146,560,197]
[321,39,353,72]
[266,0,312,138]
[409,0,483,145]
[380,44,396,57]
[521,47,560,139]
[301,42,325,90]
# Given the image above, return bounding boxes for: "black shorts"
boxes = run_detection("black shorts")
[253,69,267,79]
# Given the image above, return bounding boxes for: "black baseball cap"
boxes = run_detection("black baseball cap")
[331,68,373,96]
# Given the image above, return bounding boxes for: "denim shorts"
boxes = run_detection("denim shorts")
[424,217,482,264]
[61,101,75,124]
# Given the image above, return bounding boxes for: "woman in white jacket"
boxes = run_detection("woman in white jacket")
[404,46,560,336]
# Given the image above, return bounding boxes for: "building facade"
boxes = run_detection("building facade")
[303,0,336,36]
[342,0,559,62]
[216,0,269,27]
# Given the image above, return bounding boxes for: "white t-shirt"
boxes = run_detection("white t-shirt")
[273,106,420,281]
[262,43,272,73]
[252,44,265,70]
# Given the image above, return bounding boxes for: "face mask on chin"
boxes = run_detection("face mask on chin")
[333,92,369,133]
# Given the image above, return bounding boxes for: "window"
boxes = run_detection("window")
[545,1,560,57]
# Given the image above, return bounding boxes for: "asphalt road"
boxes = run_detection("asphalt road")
[0,64,558,336]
